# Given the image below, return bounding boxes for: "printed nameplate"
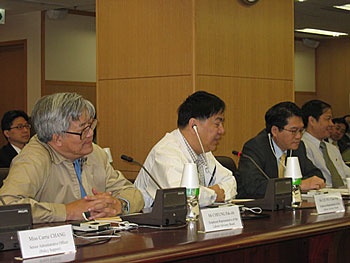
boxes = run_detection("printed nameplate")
[200,205,243,232]
[314,192,345,215]
[18,224,76,259]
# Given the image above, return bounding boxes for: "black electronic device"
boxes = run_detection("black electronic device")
[120,155,187,226]
[0,204,32,251]
[240,178,292,211]
[121,188,187,226]
[232,150,292,211]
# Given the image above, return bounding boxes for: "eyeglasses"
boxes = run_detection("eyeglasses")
[63,119,97,140]
[9,124,31,130]
[282,128,305,136]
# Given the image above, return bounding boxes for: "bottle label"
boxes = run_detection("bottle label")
[186,188,199,197]
[292,178,301,185]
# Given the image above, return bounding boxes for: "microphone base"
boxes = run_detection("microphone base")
[241,178,292,211]
[121,188,187,226]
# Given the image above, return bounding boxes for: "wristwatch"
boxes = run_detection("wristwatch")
[117,197,129,215]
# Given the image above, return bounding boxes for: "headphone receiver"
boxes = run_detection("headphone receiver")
[192,124,197,131]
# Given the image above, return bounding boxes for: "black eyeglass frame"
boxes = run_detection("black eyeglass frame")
[8,124,31,130]
[282,127,305,136]
[63,119,97,140]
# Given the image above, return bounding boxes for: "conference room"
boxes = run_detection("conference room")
[1,0,350,262]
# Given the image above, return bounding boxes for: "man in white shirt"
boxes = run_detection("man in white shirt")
[134,91,237,208]
[301,100,350,188]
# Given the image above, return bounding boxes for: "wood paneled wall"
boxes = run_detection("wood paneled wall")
[43,81,96,107]
[295,91,317,108]
[315,39,350,117]
[97,0,294,179]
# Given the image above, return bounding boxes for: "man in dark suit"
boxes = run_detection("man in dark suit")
[0,110,31,168]
[236,102,325,199]
[327,117,350,154]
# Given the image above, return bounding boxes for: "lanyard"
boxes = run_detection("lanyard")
[73,159,87,198]
[208,165,216,186]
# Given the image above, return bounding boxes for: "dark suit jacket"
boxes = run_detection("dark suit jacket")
[338,135,350,154]
[0,143,18,168]
[236,129,324,199]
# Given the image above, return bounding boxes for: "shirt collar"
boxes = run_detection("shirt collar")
[10,144,21,154]
[303,131,323,145]
[271,137,286,160]
[35,135,90,165]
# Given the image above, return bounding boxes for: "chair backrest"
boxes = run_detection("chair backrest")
[215,156,237,175]
[0,168,9,188]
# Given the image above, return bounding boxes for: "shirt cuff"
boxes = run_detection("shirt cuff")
[117,197,130,215]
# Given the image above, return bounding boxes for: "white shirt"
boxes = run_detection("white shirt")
[134,129,237,208]
[272,138,287,169]
[302,132,350,187]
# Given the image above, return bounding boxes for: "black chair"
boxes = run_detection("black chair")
[215,156,237,175]
[0,168,9,188]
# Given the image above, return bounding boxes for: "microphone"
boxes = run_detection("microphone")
[120,154,162,189]
[232,150,270,180]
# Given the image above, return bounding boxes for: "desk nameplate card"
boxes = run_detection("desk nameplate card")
[17,224,76,259]
[200,205,243,233]
[314,192,345,215]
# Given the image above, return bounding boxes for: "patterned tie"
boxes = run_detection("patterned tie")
[278,153,286,178]
[195,155,206,186]
[320,141,344,188]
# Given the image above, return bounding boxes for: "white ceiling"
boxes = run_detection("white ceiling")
[1,0,350,40]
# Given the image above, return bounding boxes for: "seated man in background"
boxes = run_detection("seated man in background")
[301,100,350,188]
[343,115,350,141]
[237,102,325,199]
[135,91,237,208]
[0,93,144,223]
[0,110,31,168]
[327,117,349,154]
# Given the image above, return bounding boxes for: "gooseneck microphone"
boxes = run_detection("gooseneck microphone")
[232,150,270,180]
[121,155,162,190]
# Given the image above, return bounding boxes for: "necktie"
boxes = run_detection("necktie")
[320,141,344,188]
[278,153,286,178]
[195,156,206,186]
[74,159,87,198]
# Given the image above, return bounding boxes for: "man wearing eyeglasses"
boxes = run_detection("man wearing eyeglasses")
[0,93,144,223]
[0,110,31,168]
[237,102,325,199]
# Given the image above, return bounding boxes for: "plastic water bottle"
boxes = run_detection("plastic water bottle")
[181,163,200,221]
[185,188,200,221]
[292,178,302,207]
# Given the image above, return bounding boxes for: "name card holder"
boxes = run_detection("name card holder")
[314,192,345,215]
[17,224,76,260]
[200,205,243,233]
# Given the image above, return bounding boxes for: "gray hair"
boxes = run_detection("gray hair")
[31,93,96,143]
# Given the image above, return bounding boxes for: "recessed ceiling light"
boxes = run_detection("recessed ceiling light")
[295,28,348,37]
[334,4,350,11]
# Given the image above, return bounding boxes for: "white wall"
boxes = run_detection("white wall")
[45,14,96,82]
[294,40,316,92]
[0,11,41,114]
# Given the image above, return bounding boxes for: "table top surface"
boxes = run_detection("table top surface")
[1,204,350,263]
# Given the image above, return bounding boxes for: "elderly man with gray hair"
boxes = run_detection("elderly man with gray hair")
[0,93,144,223]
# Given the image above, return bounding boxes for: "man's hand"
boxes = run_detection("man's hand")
[65,188,123,221]
[300,176,326,191]
[209,184,225,202]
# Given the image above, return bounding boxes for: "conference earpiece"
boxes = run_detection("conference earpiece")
[192,124,197,132]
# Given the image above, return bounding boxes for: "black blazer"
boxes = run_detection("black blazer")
[236,129,324,199]
[338,135,350,154]
[0,143,18,168]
